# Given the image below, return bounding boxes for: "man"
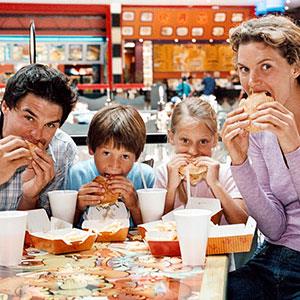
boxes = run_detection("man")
[0,64,78,214]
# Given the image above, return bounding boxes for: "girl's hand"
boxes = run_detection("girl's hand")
[251,101,300,153]
[77,182,105,211]
[167,153,191,190]
[192,156,220,188]
[221,107,250,165]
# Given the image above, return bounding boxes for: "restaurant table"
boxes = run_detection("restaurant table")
[0,241,228,299]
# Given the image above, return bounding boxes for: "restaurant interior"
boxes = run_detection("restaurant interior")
[0,0,299,298]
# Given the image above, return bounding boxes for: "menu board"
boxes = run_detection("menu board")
[49,44,65,62]
[12,44,29,62]
[86,44,101,61]
[69,44,83,61]
[153,43,234,72]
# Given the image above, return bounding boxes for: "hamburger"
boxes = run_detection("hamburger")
[93,175,119,206]
[25,140,38,155]
[239,92,275,133]
[178,163,208,185]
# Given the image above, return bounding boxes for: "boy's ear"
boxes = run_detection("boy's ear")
[88,146,94,155]
[168,129,175,145]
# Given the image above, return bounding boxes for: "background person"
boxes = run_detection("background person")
[221,15,300,299]
[0,63,78,214]
[176,76,192,98]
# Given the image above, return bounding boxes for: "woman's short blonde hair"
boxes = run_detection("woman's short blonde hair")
[229,15,300,84]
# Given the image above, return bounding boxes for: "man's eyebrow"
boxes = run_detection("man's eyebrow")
[23,108,61,124]
[22,108,37,118]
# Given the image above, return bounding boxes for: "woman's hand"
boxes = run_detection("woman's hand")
[251,101,300,153]
[221,107,250,165]
[166,153,191,189]
[77,182,104,211]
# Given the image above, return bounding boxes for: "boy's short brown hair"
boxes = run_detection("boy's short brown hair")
[87,104,146,159]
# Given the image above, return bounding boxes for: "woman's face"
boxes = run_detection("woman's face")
[237,42,300,105]
[168,117,217,157]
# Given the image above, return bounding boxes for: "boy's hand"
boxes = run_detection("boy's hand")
[167,153,191,190]
[107,176,138,210]
[77,182,105,211]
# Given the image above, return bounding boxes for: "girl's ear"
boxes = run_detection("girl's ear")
[168,129,175,145]
[88,146,94,155]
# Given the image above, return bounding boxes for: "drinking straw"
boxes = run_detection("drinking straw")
[139,162,148,190]
[185,167,191,205]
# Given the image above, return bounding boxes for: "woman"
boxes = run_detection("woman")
[222,15,300,299]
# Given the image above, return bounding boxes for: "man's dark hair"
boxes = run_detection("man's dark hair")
[2,64,78,125]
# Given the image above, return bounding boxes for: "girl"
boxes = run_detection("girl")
[155,97,248,225]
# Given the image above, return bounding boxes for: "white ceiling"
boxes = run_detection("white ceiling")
[0,0,299,9]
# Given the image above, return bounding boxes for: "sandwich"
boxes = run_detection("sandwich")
[178,163,208,185]
[239,92,275,133]
[93,175,119,206]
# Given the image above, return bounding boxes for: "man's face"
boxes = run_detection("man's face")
[1,93,63,149]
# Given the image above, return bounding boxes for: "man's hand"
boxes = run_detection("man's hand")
[0,135,31,185]
[21,147,55,200]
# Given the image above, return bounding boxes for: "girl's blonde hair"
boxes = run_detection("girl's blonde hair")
[229,15,300,84]
[170,97,217,135]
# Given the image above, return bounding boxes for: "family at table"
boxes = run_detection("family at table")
[0,15,300,299]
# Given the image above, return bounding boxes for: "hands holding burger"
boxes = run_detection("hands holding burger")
[221,92,300,165]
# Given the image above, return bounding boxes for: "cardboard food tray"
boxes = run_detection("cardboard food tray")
[29,229,96,254]
[26,209,96,254]
[139,217,256,256]
[82,219,129,242]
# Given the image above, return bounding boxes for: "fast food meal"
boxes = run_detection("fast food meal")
[178,163,208,185]
[93,175,119,206]
[25,140,44,156]
[239,92,275,133]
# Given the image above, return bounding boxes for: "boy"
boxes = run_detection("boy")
[67,104,154,226]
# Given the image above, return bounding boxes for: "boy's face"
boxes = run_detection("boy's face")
[90,140,136,177]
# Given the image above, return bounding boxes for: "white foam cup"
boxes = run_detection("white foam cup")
[174,208,211,266]
[0,211,28,266]
[48,190,78,224]
[137,188,167,223]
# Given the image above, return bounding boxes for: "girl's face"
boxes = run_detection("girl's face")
[168,117,217,157]
[90,140,136,177]
[237,42,300,106]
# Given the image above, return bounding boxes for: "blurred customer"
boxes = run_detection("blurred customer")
[176,76,192,98]
[202,71,216,96]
